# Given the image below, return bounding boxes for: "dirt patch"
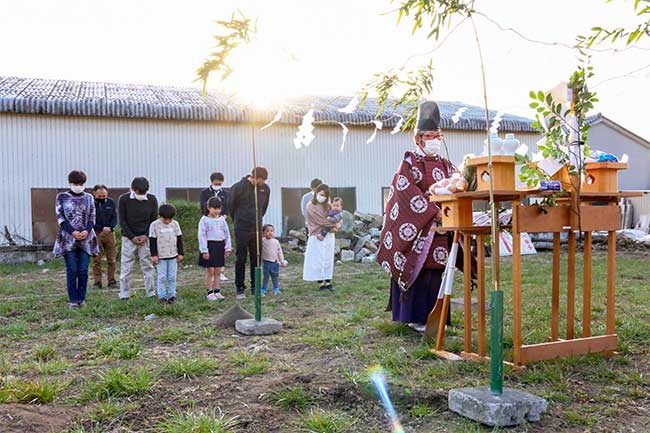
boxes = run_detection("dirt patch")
[0,403,74,433]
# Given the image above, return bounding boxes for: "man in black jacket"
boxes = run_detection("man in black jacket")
[228,167,271,299]
[199,172,228,216]
[91,185,118,289]
[117,177,158,300]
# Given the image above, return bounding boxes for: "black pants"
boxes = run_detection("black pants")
[234,230,262,293]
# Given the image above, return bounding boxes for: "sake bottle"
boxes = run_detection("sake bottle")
[502,133,520,155]
[483,132,503,156]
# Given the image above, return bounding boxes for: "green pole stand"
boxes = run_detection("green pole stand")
[490,290,504,395]
[254,266,262,322]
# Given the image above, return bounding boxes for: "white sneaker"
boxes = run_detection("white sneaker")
[236,293,246,300]
[409,323,426,333]
[206,292,218,302]
[220,274,228,281]
[214,292,225,300]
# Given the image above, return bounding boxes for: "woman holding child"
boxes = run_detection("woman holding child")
[303,184,340,291]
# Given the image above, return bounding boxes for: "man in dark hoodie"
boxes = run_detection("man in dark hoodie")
[228,167,271,299]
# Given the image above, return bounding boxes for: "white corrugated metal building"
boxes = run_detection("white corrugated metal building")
[12,76,646,243]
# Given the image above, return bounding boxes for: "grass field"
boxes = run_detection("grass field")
[0,248,648,432]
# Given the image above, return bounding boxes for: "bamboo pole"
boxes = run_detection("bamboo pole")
[470,14,502,395]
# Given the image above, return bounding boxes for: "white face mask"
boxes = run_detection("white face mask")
[211,184,222,191]
[134,193,147,201]
[423,138,442,155]
[70,185,85,194]
[316,194,327,204]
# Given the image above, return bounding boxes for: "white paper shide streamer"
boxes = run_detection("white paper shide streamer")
[261,110,282,130]
[391,116,404,135]
[489,110,504,134]
[366,120,383,144]
[338,96,360,114]
[451,107,467,124]
[293,109,315,149]
[338,122,349,152]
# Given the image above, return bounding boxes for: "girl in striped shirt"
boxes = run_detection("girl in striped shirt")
[198,197,232,301]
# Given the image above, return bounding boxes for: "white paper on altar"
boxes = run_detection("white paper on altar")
[538,155,564,177]
[499,232,537,256]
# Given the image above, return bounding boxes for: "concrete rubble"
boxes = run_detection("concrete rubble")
[286,211,384,264]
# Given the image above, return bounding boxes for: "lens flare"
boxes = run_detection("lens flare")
[368,366,406,433]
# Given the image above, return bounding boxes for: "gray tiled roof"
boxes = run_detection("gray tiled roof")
[0,76,535,132]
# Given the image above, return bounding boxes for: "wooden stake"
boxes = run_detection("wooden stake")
[567,231,576,340]
[583,231,592,337]
[512,200,522,366]
[607,229,616,335]
[551,232,561,341]
[477,234,486,357]
[463,233,472,354]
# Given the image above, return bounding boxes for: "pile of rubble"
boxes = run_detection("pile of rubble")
[286,211,384,263]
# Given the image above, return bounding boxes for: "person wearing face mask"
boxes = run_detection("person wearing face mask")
[376,101,475,332]
[117,177,159,300]
[200,172,229,217]
[53,170,99,308]
[228,167,271,299]
[303,184,341,291]
[91,184,118,289]
[301,178,323,222]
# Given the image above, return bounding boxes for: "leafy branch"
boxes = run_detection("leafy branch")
[517,56,598,189]
[358,61,434,131]
[196,11,256,94]
[577,0,650,48]
[396,0,472,38]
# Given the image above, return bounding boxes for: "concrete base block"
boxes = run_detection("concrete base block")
[235,318,283,335]
[449,387,547,427]
[451,298,491,313]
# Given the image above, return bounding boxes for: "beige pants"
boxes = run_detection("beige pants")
[119,237,156,299]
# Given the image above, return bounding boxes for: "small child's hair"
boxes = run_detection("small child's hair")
[262,224,274,232]
[159,203,176,219]
[207,197,223,209]
[332,197,343,205]
[210,172,224,182]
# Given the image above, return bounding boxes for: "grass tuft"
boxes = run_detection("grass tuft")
[32,344,57,362]
[95,335,142,360]
[163,357,218,379]
[407,404,437,419]
[157,328,192,344]
[88,400,139,423]
[157,410,238,433]
[270,386,315,411]
[229,352,268,377]
[81,367,157,401]
[2,378,64,404]
[299,409,355,433]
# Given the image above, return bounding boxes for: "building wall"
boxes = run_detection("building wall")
[587,122,650,190]
[0,113,539,241]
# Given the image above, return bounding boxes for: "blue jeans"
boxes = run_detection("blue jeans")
[157,258,178,299]
[262,260,280,292]
[63,249,90,303]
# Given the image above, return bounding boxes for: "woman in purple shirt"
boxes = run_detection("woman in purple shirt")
[53,170,99,308]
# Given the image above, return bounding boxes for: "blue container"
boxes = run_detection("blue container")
[540,180,561,191]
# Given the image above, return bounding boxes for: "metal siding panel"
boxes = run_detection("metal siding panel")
[0,113,541,241]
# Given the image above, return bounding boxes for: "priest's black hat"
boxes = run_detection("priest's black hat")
[415,101,441,134]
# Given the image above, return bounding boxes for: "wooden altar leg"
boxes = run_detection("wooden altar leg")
[583,231,592,338]
[512,201,522,365]
[567,231,576,340]
[477,234,486,357]
[551,232,561,341]
[606,230,616,335]
[463,233,472,354]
